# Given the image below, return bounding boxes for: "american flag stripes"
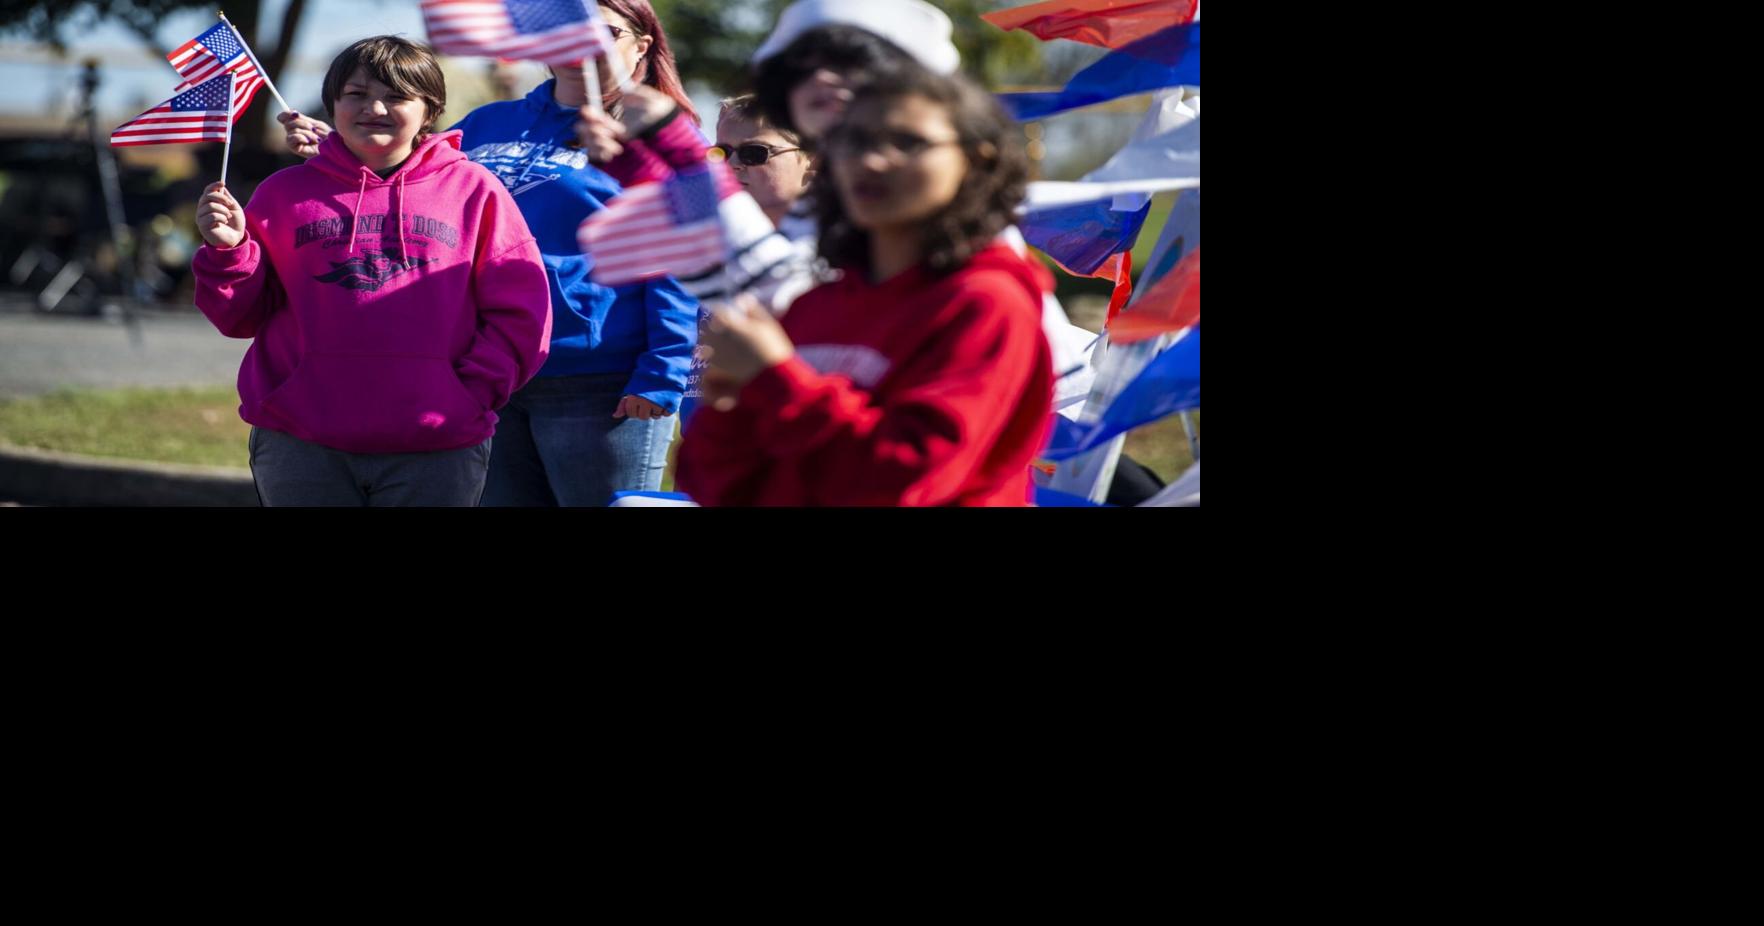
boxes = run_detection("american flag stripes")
[421,0,616,66]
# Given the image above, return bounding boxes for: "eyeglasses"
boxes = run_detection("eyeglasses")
[708,143,803,167]
[823,127,961,163]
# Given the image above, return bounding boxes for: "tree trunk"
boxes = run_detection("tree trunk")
[262,0,307,104]
[226,1,267,148]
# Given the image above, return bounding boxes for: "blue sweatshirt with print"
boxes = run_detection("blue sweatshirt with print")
[450,80,697,411]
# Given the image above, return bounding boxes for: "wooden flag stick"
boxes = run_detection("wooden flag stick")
[218,10,292,113]
[221,101,234,186]
[584,62,603,115]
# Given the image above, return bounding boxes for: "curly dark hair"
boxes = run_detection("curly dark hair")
[751,24,926,139]
[815,69,1029,277]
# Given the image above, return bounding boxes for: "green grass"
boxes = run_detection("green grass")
[0,385,693,487]
[1129,191,1180,278]
[662,421,681,492]
[0,386,251,468]
[0,386,1193,495]
[1122,409,1200,485]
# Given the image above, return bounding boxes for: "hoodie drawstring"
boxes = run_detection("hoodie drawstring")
[347,169,406,258]
[348,172,367,254]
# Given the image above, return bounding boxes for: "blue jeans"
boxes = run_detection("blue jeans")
[480,372,675,507]
[250,427,491,507]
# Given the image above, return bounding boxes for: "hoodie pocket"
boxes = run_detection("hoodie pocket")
[259,352,490,452]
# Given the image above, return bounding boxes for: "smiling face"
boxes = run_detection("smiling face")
[320,37,446,171]
[332,68,429,169]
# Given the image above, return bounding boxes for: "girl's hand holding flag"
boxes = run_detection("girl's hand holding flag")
[699,293,794,389]
[195,182,245,249]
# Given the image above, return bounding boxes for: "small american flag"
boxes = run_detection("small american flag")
[226,60,267,122]
[579,162,744,285]
[110,72,234,147]
[168,22,249,91]
[421,0,615,66]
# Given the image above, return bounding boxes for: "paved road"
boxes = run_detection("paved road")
[0,301,247,399]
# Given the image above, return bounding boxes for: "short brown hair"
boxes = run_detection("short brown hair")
[717,94,803,149]
[322,36,447,139]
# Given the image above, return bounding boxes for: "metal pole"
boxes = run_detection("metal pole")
[82,60,140,328]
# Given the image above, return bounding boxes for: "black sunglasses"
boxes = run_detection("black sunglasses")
[708,143,803,167]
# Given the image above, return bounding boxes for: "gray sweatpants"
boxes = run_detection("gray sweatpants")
[249,426,492,507]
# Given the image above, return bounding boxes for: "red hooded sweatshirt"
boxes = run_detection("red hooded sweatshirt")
[677,243,1054,506]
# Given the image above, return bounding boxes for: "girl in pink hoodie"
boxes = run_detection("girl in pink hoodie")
[193,36,552,506]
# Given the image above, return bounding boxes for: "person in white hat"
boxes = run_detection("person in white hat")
[751,0,960,141]
[752,0,961,75]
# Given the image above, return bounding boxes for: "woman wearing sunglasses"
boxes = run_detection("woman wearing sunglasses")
[709,98,812,231]
[578,89,826,428]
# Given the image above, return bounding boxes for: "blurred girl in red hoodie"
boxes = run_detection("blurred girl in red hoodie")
[676,69,1053,506]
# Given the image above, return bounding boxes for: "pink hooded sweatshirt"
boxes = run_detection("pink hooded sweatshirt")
[193,129,552,454]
